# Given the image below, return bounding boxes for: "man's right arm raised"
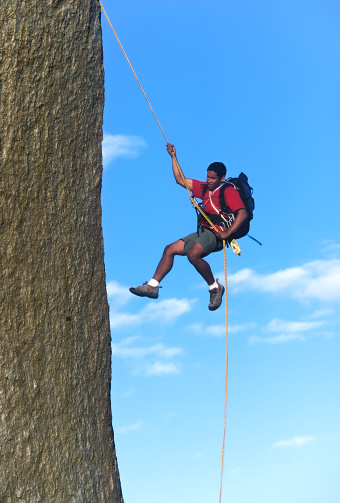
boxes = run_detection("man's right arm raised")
[166,143,193,191]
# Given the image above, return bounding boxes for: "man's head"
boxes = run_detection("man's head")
[207,162,227,179]
[206,162,226,191]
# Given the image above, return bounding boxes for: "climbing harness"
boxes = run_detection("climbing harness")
[99,2,232,500]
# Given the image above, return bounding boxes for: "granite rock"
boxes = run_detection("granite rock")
[0,1,123,501]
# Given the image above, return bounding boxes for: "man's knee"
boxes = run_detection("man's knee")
[164,240,184,257]
[187,250,196,263]
[187,246,204,263]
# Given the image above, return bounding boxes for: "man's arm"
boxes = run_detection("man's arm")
[166,143,193,191]
[217,208,248,241]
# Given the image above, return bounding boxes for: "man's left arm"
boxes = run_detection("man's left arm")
[217,208,248,241]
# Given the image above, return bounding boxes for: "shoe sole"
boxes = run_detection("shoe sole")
[208,285,225,311]
[129,287,158,299]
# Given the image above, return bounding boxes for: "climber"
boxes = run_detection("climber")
[129,144,248,311]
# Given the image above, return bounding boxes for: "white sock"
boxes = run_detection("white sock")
[148,279,159,287]
[208,280,218,290]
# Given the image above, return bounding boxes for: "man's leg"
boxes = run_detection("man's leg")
[129,240,184,298]
[186,242,214,285]
[153,239,185,282]
[187,242,225,311]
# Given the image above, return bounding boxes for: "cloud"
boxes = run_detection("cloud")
[107,280,132,306]
[112,337,182,375]
[249,334,306,344]
[141,298,193,323]
[266,318,325,333]
[110,298,193,330]
[228,259,340,303]
[187,322,256,337]
[319,240,340,257]
[248,317,327,344]
[102,133,147,168]
[310,308,335,318]
[145,362,181,375]
[112,337,182,359]
[206,325,226,337]
[107,280,193,329]
[271,436,315,448]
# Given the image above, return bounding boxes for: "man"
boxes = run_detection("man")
[129,143,248,311]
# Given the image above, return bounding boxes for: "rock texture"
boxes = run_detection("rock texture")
[0,1,123,501]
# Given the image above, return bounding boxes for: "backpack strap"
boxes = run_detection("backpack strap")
[201,183,229,213]
[218,182,235,215]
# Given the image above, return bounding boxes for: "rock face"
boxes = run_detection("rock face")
[0,1,123,501]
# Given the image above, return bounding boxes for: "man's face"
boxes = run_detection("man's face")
[206,170,224,191]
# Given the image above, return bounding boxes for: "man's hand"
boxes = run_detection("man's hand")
[216,209,248,242]
[167,143,193,190]
[166,143,176,157]
[217,230,231,241]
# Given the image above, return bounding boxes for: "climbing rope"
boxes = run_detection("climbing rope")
[99,0,241,252]
[219,239,229,503]
[99,2,230,500]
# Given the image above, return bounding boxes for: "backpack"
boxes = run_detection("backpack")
[224,172,254,221]
[200,172,254,239]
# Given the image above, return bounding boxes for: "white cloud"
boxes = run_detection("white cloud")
[206,325,226,337]
[311,308,335,318]
[145,362,181,375]
[229,322,257,333]
[110,297,193,330]
[112,337,182,376]
[110,312,142,329]
[248,317,327,343]
[112,337,182,359]
[249,334,306,344]
[107,280,132,306]
[141,298,193,322]
[102,133,147,168]
[319,240,340,257]
[187,322,256,337]
[271,436,315,448]
[266,318,325,333]
[187,323,225,337]
[228,259,340,303]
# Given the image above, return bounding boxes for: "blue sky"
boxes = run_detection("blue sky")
[100,1,340,502]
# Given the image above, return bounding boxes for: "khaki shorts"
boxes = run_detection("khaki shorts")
[181,227,223,256]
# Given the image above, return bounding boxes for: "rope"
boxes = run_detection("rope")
[98,1,223,234]
[219,241,229,503]
[100,3,229,501]
[99,1,168,143]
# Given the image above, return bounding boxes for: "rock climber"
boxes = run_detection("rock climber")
[129,143,248,311]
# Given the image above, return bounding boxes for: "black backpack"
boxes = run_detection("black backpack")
[200,172,254,239]
[224,172,254,221]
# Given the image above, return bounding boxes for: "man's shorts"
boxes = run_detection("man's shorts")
[181,226,223,256]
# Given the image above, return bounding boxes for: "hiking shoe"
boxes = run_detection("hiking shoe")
[129,282,160,299]
[208,281,225,311]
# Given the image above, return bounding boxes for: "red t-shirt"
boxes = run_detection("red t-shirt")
[192,180,245,230]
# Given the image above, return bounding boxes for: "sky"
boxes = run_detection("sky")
[99,1,340,502]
